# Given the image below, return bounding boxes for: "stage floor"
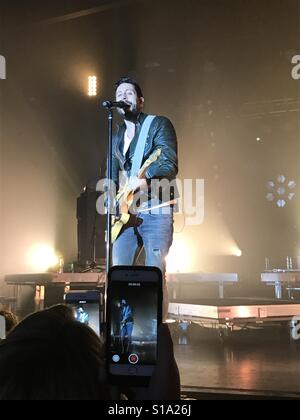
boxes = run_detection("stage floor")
[168,297,300,396]
[174,339,300,396]
[168,297,300,325]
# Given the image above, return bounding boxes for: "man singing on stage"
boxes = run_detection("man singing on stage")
[111,77,178,313]
[118,298,134,354]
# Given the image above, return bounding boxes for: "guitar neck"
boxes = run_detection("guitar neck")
[137,165,149,179]
[137,149,161,179]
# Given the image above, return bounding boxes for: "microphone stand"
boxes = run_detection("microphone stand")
[104,107,114,276]
[102,101,129,276]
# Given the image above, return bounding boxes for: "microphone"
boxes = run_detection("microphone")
[101,100,131,109]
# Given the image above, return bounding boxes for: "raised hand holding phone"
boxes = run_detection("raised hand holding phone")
[106,266,163,387]
[64,290,103,337]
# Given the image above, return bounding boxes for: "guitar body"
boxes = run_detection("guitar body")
[111,148,161,243]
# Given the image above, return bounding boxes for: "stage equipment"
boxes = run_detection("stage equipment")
[77,188,105,269]
[261,270,300,299]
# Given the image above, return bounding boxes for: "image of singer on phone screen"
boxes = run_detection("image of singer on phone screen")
[109,281,159,366]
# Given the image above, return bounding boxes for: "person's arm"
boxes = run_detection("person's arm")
[132,324,181,400]
[122,306,133,323]
[97,324,180,400]
[126,306,133,321]
[112,136,121,192]
[144,117,178,182]
[120,309,125,324]
[128,118,178,191]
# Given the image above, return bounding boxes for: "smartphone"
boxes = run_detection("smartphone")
[106,266,163,387]
[0,315,5,340]
[64,290,103,337]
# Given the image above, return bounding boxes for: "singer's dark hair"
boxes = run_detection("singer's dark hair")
[115,76,144,98]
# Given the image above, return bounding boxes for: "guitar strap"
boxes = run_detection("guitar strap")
[130,115,156,177]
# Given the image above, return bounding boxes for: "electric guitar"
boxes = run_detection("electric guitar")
[111,148,162,243]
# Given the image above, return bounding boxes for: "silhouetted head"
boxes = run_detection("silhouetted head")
[0,310,18,335]
[0,305,110,400]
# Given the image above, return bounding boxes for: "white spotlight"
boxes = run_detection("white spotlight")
[28,244,59,272]
[88,75,97,96]
[166,240,194,273]
[277,200,286,208]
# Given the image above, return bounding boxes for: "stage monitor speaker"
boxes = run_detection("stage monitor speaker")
[15,285,36,318]
[77,188,105,267]
[44,285,65,308]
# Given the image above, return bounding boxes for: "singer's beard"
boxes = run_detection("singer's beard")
[117,104,140,122]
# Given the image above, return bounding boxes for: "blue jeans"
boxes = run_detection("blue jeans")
[113,210,174,275]
[120,322,134,338]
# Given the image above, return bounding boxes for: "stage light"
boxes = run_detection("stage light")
[288,193,295,201]
[266,175,296,207]
[229,246,242,257]
[236,306,252,318]
[277,199,286,208]
[266,181,275,189]
[166,239,195,273]
[277,187,286,195]
[27,244,59,272]
[88,75,97,96]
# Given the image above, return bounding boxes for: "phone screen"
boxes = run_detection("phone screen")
[64,291,102,336]
[106,267,162,384]
[0,315,5,340]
